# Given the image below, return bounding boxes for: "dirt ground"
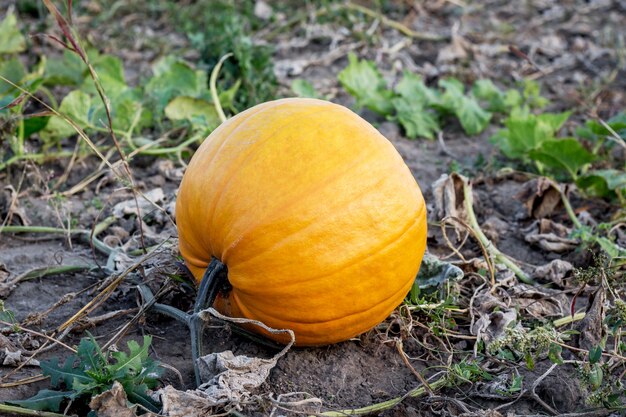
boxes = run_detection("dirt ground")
[1,1,626,416]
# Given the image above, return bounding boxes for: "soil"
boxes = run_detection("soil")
[1,0,625,416]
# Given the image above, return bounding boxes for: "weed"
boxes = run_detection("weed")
[6,335,162,413]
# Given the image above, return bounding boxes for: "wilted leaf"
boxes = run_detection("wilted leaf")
[524,219,578,252]
[0,11,26,54]
[515,177,563,219]
[431,173,468,225]
[7,389,74,412]
[291,79,320,99]
[338,53,393,115]
[391,96,439,140]
[575,289,606,352]
[533,259,573,286]
[89,381,153,417]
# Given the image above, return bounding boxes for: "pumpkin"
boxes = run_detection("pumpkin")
[176,98,427,346]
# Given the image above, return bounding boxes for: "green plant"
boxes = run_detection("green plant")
[0,8,245,172]
[335,53,545,140]
[173,0,277,111]
[6,335,162,413]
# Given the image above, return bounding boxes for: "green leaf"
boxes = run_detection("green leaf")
[218,78,241,113]
[439,78,491,135]
[524,351,535,370]
[44,50,86,86]
[588,363,603,390]
[0,57,26,96]
[0,11,26,54]
[40,356,91,389]
[391,96,440,140]
[491,111,570,160]
[537,111,571,132]
[22,116,50,137]
[589,345,602,364]
[338,53,393,115]
[6,389,74,412]
[594,236,626,259]
[291,79,320,99]
[395,72,440,106]
[522,79,549,109]
[472,79,507,113]
[529,138,595,180]
[578,169,626,198]
[548,343,563,365]
[509,375,523,393]
[81,55,127,98]
[40,90,92,140]
[90,88,152,133]
[76,337,106,373]
[0,302,16,324]
[146,57,208,113]
[165,96,220,131]
[107,336,152,377]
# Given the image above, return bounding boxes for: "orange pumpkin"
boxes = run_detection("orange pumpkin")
[176,98,427,346]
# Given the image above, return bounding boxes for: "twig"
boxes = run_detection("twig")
[0,320,76,353]
[343,2,448,41]
[395,340,433,394]
[0,404,68,417]
[317,374,448,416]
[553,312,586,327]
[58,241,166,332]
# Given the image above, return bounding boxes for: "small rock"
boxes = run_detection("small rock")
[254,1,272,20]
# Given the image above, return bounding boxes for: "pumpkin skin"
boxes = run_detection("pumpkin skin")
[176,98,427,346]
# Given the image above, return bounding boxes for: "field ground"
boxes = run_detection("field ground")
[1,1,626,416]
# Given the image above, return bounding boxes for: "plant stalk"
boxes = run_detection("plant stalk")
[461,177,534,284]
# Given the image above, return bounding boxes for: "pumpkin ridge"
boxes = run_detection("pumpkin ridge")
[180,100,284,259]
[220,145,382,262]
[231,203,425,293]
[207,106,334,257]
[224,170,396,268]
[231,273,415,326]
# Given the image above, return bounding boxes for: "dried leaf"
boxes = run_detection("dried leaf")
[112,188,164,218]
[481,216,509,243]
[574,288,607,353]
[516,178,563,219]
[524,219,578,252]
[471,291,518,347]
[431,173,468,225]
[533,259,574,286]
[507,284,569,318]
[90,381,155,417]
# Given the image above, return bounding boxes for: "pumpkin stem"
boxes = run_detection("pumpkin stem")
[138,258,227,387]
